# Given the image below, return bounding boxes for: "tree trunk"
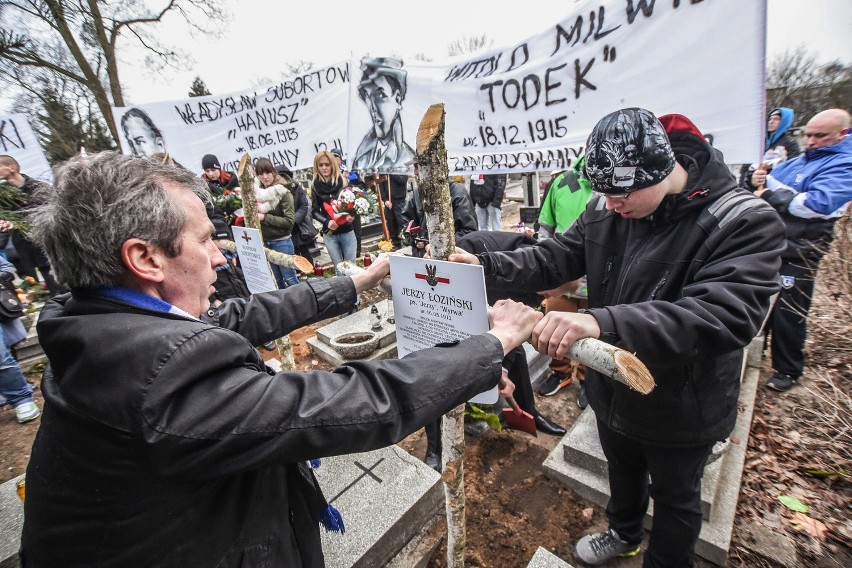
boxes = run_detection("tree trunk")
[238,154,296,370]
[415,103,465,568]
[43,0,120,141]
[216,240,311,273]
[568,338,655,394]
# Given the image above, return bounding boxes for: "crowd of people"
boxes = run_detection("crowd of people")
[1,102,849,567]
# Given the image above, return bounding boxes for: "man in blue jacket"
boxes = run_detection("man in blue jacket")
[751,108,852,392]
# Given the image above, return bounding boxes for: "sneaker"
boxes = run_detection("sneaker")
[15,401,40,424]
[766,371,797,392]
[577,382,589,409]
[539,372,572,396]
[574,529,641,565]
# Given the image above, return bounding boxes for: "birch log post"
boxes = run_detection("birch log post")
[216,240,313,274]
[569,338,655,394]
[415,103,466,568]
[237,154,296,370]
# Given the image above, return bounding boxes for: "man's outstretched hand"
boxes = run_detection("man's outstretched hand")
[487,299,543,355]
[425,245,480,265]
[350,253,391,293]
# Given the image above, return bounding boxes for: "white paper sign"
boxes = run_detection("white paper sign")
[231,227,277,294]
[0,114,53,183]
[390,255,497,404]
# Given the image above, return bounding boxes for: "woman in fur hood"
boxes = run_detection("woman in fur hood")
[255,158,300,288]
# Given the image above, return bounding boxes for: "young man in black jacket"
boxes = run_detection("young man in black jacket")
[449,108,786,567]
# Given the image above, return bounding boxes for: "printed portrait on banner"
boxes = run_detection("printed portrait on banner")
[351,57,416,174]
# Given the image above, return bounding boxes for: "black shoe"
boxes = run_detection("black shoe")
[534,414,566,436]
[766,371,797,392]
[424,450,441,472]
[538,372,572,396]
[577,382,588,409]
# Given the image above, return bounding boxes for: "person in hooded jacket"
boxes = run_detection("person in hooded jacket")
[750,108,852,392]
[740,107,801,187]
[764,107,802,161]
[447,108,786,567]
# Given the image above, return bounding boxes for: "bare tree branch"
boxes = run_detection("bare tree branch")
[1,0,224,144]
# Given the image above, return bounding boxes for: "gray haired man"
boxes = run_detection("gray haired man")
[20,151,539,567]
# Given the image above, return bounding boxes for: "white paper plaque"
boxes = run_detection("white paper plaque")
[231,227,277,294]
[390,255,497,404]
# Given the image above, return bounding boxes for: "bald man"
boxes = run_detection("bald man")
[0,155,64,295]
[751,109,852,392]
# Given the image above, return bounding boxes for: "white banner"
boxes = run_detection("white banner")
[113,0,765,176]
[112,61,351,174]
[0,114,53,183]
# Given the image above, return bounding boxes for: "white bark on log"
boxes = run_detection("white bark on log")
[238,154,296,370]
[415,103,465,568]
[568,338,656,394]
[216,240,311,273]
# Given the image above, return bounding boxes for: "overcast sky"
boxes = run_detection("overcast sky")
[114,0,852,105]
[1,0,849,114]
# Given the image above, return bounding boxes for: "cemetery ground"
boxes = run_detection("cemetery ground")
[1,217,849,567]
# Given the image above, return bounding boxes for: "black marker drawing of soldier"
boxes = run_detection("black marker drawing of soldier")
[120,108,167,158]
[351,57,415,173]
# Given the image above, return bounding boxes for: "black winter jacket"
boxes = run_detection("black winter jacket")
[310,177,353,235]
[22,278,504,567]
[477,124,786,445]
[377,174,409,203]
[402,182,479,242]
[290,179,318,247]
[469,174,506,208]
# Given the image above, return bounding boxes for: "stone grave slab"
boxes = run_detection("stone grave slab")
[308,300,398,367]
[559,409,723,521]
[11,312,46,373]
[524,342,551,390]
[0,474,24,568]
[543,343,763,565]
[527,547,575,567]
[316,445,443,568]
[315,300,397,349]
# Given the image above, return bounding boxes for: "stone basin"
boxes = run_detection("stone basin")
[330,331,379,360]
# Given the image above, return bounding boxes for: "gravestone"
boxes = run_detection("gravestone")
[543,341,762,565]
[307,300,398,367]
[527,547,575,568]
[316,445,443,567]
[11,311,45,373]
[0,475,23,568]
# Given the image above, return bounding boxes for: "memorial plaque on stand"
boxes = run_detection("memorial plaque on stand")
[389,255,497,404]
